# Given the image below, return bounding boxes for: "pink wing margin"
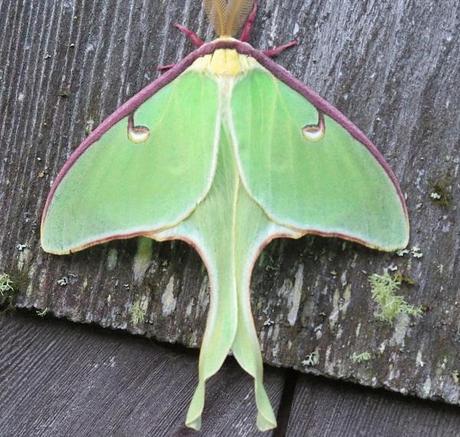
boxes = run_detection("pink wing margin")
[43,39,408,227]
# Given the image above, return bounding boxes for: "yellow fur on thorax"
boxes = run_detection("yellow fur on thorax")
[190,45,257,77]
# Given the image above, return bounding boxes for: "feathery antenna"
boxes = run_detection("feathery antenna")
[204,0,254,37]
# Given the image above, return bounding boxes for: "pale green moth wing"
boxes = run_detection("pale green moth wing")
[154,126,297,431]
[231,67,409,251]
[41,71,219,254]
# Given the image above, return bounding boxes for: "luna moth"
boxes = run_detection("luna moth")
[41,0,409,431]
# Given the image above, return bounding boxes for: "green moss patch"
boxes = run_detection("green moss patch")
[369,272,423,324]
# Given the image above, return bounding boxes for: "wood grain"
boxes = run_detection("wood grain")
[0,0,459,410]
[286,374,460,437]
[2,312,459,437]
[0,312,284,436]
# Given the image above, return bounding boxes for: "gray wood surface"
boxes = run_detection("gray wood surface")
[1,312,459,437]
[0,312,284,437]
[286,373,460,437]
[0,0,459,412]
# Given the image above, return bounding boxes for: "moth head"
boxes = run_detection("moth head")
[204,0,255,37]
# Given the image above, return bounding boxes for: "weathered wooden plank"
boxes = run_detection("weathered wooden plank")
[0,312,284,436]
[286,374,460,437]
[0,0,459,408]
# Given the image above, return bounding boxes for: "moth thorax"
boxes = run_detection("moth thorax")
[190,50,257,77]
[204,0,254,37]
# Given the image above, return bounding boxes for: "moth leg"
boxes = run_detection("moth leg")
[157,63,176,72]
[263,39,298,58]
[174,23,204,47]
[239,0,258,42]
